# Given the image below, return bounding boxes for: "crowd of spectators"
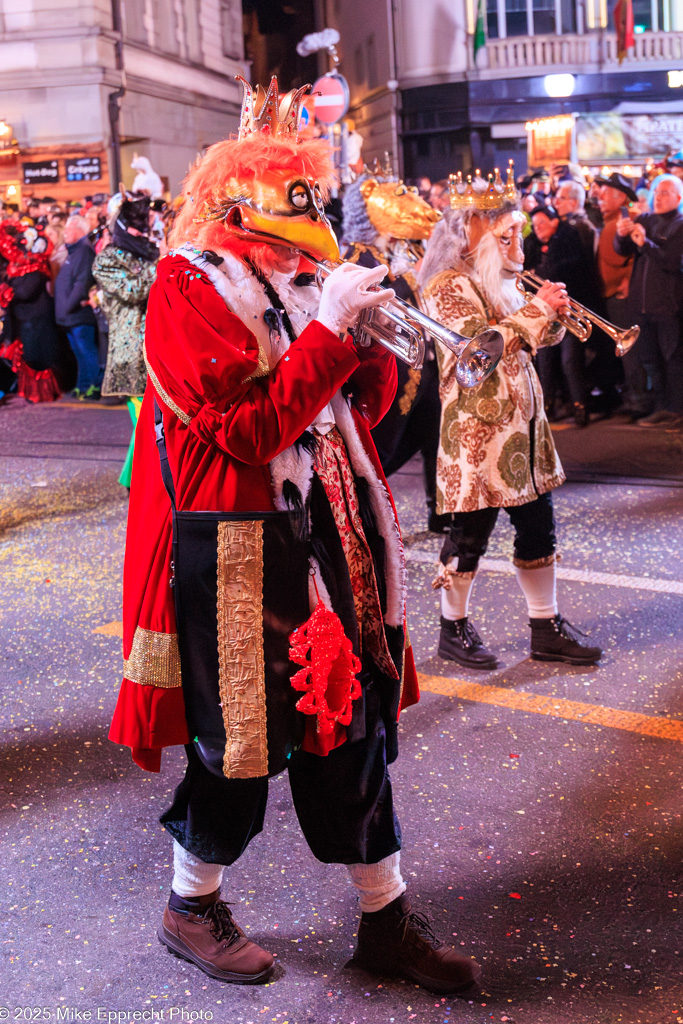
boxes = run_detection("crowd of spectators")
[518,163,683,428]
[4,162,683,433]
[414,163,683,429]
[0,191,166,406]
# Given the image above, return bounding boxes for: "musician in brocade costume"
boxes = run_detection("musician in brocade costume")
[342,172,448,531]
[419,172,602,669]
[108,76,482,994]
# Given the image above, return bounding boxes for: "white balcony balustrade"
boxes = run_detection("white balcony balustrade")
[478,29,683,76]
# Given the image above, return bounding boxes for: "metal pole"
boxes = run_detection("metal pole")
[386,0,402,177]
[108,0,126,191]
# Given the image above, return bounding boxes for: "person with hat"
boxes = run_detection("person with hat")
[594,172,644,418]
[615,174,683,427]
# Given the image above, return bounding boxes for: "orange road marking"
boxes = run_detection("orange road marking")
[93,621,123,637]
[417,673,683,743]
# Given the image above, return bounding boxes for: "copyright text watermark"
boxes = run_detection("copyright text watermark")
[0,1011,213,1022]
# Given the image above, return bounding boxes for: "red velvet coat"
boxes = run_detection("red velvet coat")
[109,253,419,771]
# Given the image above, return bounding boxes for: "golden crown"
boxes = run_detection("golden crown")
[236,75,310,141]
[449,160,518,210]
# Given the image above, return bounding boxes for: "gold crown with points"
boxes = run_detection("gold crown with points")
[449,160,518,210]
[236,74,310,141]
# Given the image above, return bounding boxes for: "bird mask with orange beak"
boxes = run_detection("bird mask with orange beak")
[170,76,340,265]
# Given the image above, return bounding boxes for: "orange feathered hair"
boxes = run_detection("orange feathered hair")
[169,133,336,264]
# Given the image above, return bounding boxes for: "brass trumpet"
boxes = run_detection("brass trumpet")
[517,270,640,357]
[308,257,505,389]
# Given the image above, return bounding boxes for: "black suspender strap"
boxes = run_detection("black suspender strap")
[153,397,177,508]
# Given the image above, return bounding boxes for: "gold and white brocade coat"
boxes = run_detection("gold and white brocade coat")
[422,270,566,513]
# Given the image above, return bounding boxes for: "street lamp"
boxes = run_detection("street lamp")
[544,74,576,97]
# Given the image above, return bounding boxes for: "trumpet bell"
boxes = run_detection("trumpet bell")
[456,329,505,388]
[614,325,640,357]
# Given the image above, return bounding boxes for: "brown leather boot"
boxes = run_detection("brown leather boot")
[350,893,481,995]
[158,889,274,983]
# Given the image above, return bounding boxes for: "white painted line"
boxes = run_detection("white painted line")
[405,549,683,596]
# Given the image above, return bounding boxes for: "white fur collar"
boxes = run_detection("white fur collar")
[171,244,405,627]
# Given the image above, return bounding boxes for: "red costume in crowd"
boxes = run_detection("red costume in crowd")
[108,75,480,995]
[0,221,60,403]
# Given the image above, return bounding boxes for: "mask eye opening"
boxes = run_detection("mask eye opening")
[394,184,407,196]
[289,181,311,212]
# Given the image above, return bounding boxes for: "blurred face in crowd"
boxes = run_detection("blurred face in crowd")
[554,185,579,217]
[521,193,537,213]
[599,185,629,217]
[653,180,682,214]
[63,219,87,245]
[531,210,559,244]
[428,182,450,212]
[85,207,100,231]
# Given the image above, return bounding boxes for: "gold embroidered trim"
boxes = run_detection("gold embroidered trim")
[431,564,476,590]
[241,342,270,384]
[123,626,182,688]
[217,521,269,779]
[144,345,192,426]
[398,368,421,416]
[513,553,560,570]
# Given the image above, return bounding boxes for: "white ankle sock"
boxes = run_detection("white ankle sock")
[172,840,225,897]
[515,563,558,619]
[347,852,406,913]
[440,570,476,621]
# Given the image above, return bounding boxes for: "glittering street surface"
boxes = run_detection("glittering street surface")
[1,399,681,1024]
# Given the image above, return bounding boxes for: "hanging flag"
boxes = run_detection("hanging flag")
[613,0,634,63]
[474,0,487,68]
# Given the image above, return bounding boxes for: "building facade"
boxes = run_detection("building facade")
[0,0,245,205]
[317,0,683,179]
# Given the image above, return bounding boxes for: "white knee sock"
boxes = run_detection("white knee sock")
[172,840,225,897]
[515,563,558,619]
[440,571,476,621]
[347,852,406,913]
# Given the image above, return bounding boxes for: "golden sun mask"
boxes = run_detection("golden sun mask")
[360,178,441,241]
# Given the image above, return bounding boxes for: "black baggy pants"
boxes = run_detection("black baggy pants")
[160,678,402,867]
[440,492,557,573]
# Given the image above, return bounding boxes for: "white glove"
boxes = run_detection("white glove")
[316,262,395,337]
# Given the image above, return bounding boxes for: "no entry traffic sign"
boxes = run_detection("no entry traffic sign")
[312,73,350,126]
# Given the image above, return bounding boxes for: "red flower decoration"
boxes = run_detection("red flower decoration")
[0,281,14,308]
[289,598,362,757]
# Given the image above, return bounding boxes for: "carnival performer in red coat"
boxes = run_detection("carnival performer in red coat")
[108,76,481,994]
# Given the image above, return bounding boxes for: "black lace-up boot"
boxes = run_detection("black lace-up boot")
[530,615,602,664]
[438,616,497,669]
[351,893,481,995]
[158,890,274,983]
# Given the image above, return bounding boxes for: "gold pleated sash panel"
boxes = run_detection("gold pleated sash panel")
[216,520,269,779]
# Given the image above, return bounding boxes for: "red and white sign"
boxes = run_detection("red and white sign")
[312,73,350,126]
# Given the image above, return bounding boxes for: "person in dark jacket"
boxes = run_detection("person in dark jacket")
[615,174,683,427]
[54,215,100,399]
[525,203,602,426]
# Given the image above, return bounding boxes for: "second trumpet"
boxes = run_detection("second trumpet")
[517,270,640,357]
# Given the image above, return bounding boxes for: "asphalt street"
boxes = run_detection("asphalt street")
[0,398,681,1024]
